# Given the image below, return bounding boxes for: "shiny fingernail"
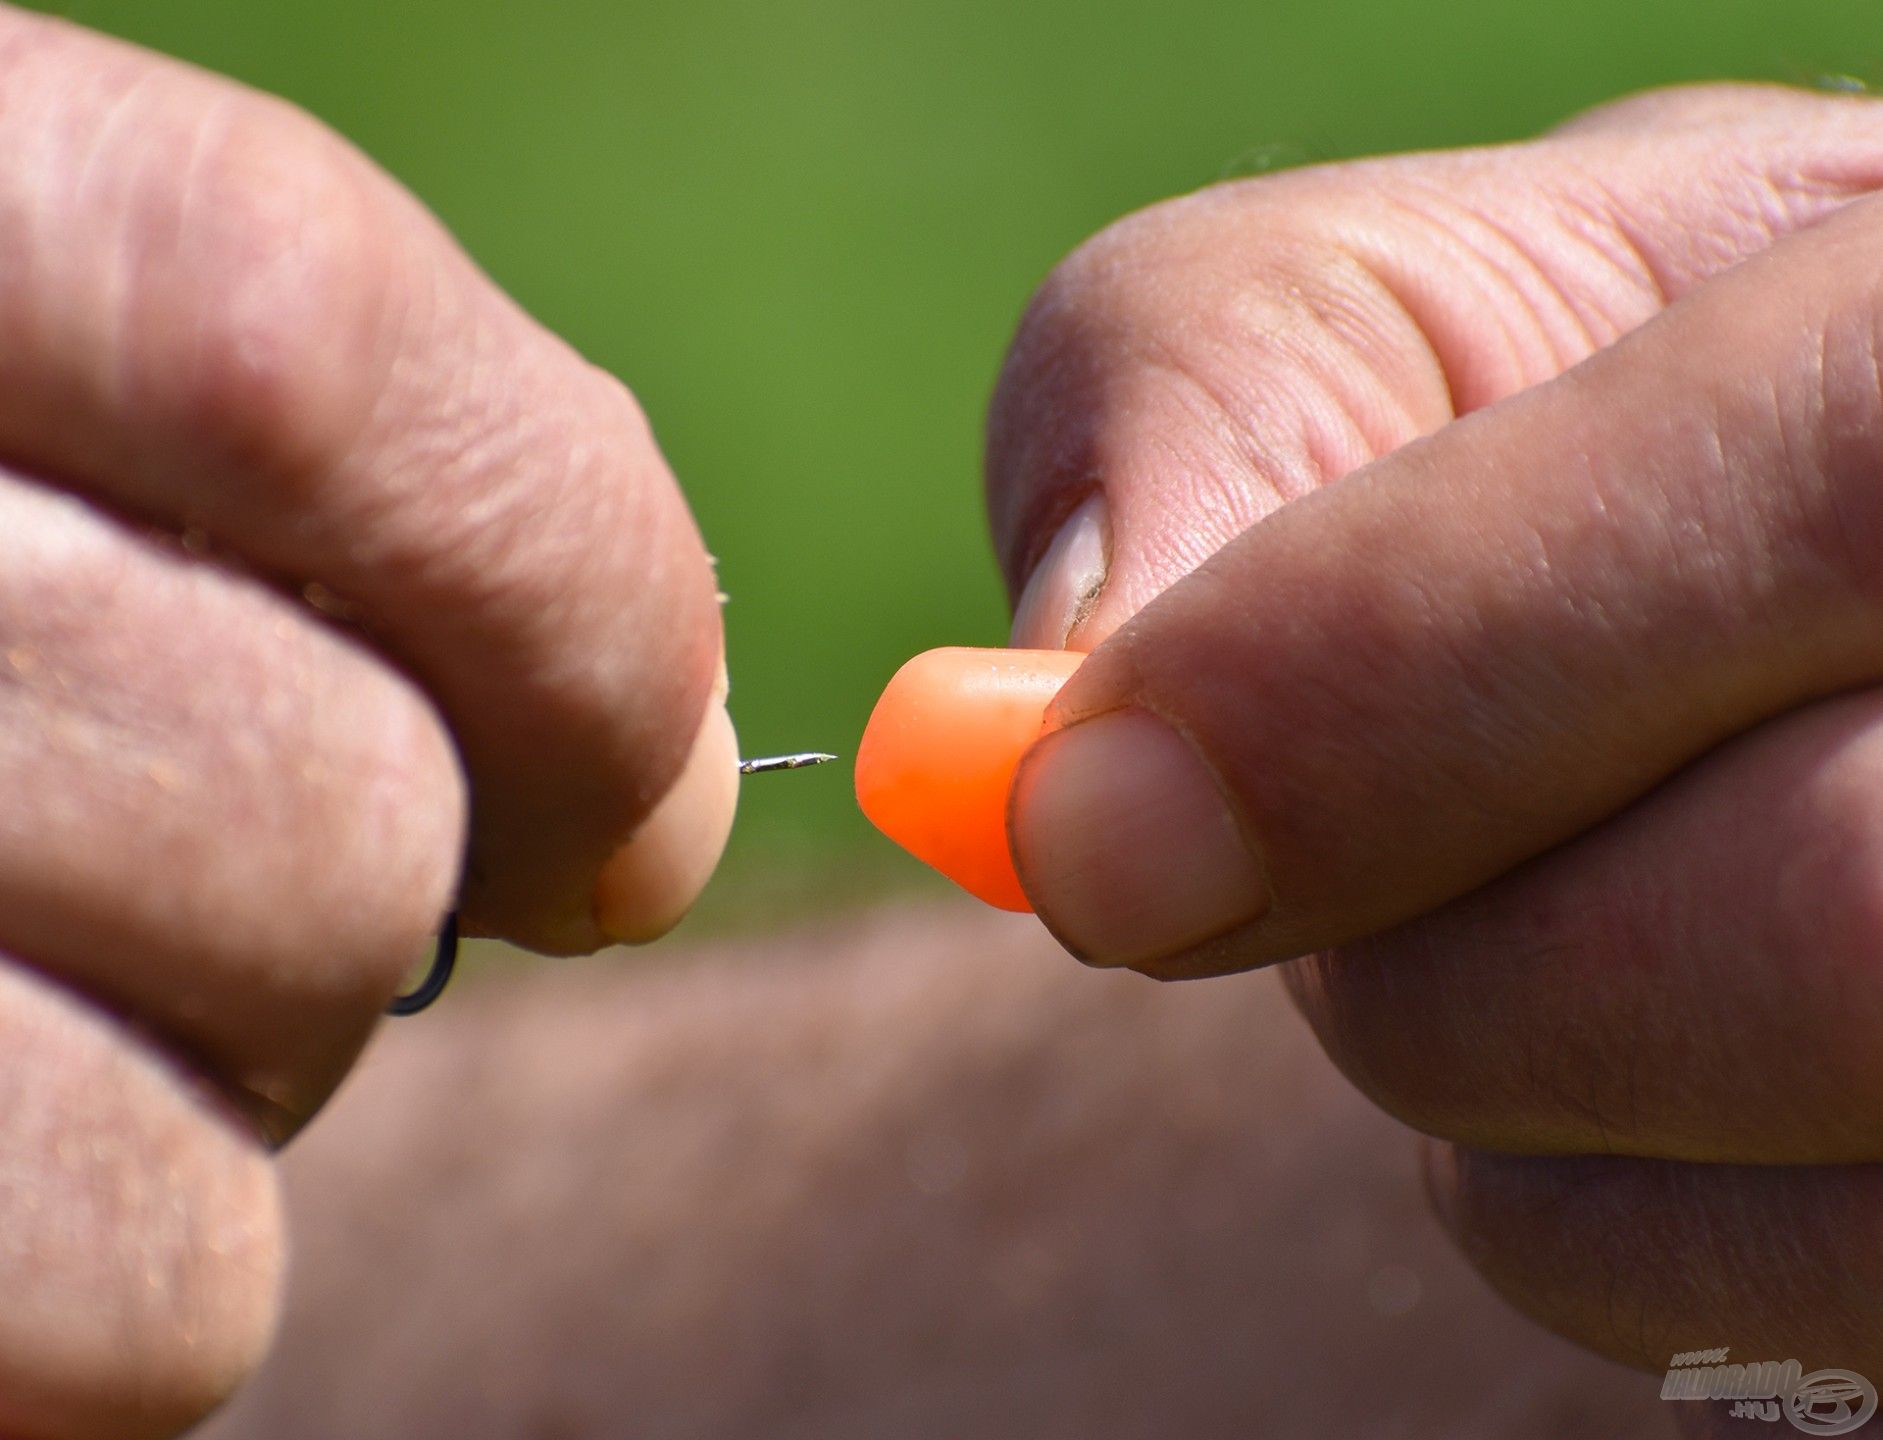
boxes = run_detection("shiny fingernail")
[1010,493,1110,650]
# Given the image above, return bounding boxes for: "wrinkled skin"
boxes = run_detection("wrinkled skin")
[1,0,1874,1428]
[985,83,1883,1421]
[0,7,735,1434]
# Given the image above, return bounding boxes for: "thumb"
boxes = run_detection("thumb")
[1007,186,1883,975]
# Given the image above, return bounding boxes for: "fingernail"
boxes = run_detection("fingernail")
[1010,493,1110,649]
[592,694,739,944]
[1010,709,1269,965]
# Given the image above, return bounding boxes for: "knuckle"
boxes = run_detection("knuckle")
[99,1159,284,1438]
[1779,710,1883,977]
[987,186,1353,577]
[1550,80,1848,137]
[0,962,285,1438]
[1783,252,1883,609]
[0,14,408,498]
[119,89,398,490]
[997,185,1277,376]
[987,162,1475,589]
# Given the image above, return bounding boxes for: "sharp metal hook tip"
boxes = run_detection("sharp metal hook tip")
[738,751,839,774]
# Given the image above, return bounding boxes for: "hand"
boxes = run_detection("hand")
[990,83,1883,1394]
[0,7,736,1435]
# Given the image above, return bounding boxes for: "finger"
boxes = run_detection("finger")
[1285,689,1883,1163]
[1007,182,1883,974]
[0,471,464,1139]
[1428,1143,1883,1390]
[992,82,1883,650]
[592,676,738,943]
[0,7,728,950]
[0,958,280,1440]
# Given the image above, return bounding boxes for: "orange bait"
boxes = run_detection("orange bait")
[854,646,1083,910]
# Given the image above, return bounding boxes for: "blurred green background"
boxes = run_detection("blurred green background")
[28,0,1882,929]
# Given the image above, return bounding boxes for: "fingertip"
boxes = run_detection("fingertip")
[1009,708,1270,966]
[591,695,740,945]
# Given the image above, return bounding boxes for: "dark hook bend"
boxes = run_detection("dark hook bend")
[388,913,458,1017]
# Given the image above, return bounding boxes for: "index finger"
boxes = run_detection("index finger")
[0,9,729,950]
[989,84,1883,652]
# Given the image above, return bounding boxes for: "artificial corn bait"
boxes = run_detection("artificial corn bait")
[855,646,1083,910]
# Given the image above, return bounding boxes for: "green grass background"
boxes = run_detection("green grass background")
[26,0,1883,929]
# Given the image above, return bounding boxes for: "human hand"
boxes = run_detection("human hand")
[0,6,736,1435]
[990,83,1883,1391]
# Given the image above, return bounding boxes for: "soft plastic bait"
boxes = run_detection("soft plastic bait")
[854,646,1082,910]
